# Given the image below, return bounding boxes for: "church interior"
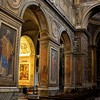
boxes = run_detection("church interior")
[0,0,100,100]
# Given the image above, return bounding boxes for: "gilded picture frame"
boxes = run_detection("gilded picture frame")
[0,23,17,86]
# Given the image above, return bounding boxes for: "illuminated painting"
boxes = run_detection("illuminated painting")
[19,64,29,80]
[19,36,35,86]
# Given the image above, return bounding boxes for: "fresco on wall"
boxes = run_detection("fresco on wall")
[0,23,16,77]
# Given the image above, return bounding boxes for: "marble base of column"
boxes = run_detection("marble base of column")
[0,87,19,100]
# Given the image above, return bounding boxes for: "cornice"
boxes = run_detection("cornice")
[43,0,76,32]
[0,6,24,23]
[76,28,90,37]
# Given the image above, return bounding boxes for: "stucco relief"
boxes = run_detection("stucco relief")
[7,0,22,9]
[74,5,81,27]
[74,37,81,52]
[51,20,58,38]
[83,36,88,53]
[49,14,62,41]
[59,0,69,16]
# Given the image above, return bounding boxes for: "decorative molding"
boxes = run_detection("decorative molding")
[44,0,75,32]
[0,6,23,23]
[0,92,18,100]
[7,0,22,9]
[51,20,58,38]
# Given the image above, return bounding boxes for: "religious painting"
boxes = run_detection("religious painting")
[49,47,58,84]
[19,64,29,80]
[0,23,17,85]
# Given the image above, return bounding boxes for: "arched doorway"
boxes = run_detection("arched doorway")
[94,30,100,97]
[97,37,100,89]
[59,31,72,92]
[18,35,35,87]
[18,5,40,93]
[84,5,100,87]
[59,39,64,92]
[18,2,49,97]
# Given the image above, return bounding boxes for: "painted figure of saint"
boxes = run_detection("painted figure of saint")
[0,30,13,76]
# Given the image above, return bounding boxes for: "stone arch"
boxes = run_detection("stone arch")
[18,0,51,93]
[59,28,74,91]
[81,3,100,29]
[18,0,49,37]
[59,28,72,52]
[19,35,35,86]
[96,31,100,89]
[94,27,100,45]
[84,4,100,88]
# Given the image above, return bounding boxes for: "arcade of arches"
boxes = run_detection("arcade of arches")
[0,0,100,100]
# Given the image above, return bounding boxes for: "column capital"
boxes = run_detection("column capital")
[64,51,74,55]
[75,29,89,37]
[39,30,49,38]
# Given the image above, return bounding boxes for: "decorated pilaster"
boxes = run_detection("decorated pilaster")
[64,51,75,92]
[39,35,49,96]
[39,31,60,96]
[74,30,88,88]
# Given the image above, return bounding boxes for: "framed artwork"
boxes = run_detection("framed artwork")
[19,64,29,81]
[0,23,17,86]
[49,47,58,84]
